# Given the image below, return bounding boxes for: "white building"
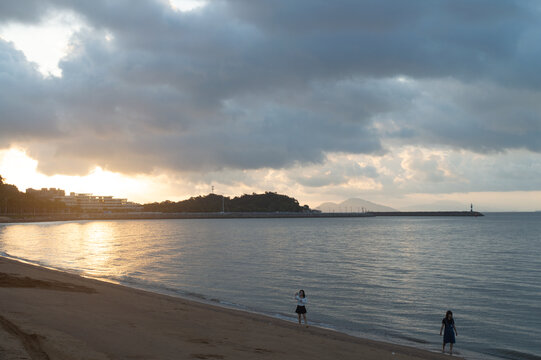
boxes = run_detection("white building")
[63,193,129,212]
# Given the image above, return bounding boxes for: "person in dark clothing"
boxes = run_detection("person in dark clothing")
[440,310,458,355]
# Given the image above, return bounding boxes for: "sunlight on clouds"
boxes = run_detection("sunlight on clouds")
[347,177,382,191]
[0,12,82,77]
[395,76,411,83]
[169,0,207,12]
[1,148,540,211]
[0,148,38,186]
[395,147,464,185]
[0,148,170,204]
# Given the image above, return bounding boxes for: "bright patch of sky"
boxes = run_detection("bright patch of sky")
[0,11,82,77]
[169,0,207,12]
[0,148,165,204]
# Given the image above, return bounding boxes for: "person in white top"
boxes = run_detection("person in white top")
[294,289,308,326]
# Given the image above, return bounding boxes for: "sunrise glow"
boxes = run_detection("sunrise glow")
[0,0,540,211]
[0,148,163,203]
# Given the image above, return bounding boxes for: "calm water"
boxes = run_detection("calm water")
[1,213,540,360]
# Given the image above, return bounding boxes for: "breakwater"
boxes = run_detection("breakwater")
[1,211,484,223]
[369,211,484,217]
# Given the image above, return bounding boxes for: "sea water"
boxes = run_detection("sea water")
[1,213,540,360]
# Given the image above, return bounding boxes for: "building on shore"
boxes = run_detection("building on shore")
[26,188,66,198]
[25,188,142,213]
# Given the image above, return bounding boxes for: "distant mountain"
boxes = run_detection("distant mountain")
[317,198,397,213]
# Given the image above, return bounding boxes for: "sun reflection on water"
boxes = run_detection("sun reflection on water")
[0,221,128,277]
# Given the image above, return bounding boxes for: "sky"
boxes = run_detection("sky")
[1,0,540,211]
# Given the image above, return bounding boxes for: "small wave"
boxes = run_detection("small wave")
[0,252,85,275]
[182,291,208,300]
[393,334,430,345]
[381,329,431,345]
[216,300,234,306]
[94,274,142,286]
[486,348,541,360]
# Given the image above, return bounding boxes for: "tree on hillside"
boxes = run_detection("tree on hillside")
[0,175,67,215]
[143,192,309,213]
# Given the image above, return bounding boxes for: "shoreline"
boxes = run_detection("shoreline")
[0,210,483,224]
[0,256,462,360]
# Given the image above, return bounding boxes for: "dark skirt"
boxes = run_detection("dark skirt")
[295,305,307,314]
[443,329,456,344]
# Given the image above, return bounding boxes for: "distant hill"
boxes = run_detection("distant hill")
[317,198,397,213]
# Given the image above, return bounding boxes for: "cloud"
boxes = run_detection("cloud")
[226,0,538,85]
[0,0,540,190]
[292,161,379,188]
[379,78,541,153]
[0,40,59,143]
[0,0,50,23]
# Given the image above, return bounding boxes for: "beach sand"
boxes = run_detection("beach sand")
[0,257,460,360]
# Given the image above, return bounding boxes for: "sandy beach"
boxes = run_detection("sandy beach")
[0,257,460,360]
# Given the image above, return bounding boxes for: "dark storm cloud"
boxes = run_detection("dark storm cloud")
[1,0,540,176]
[0,40,59,142]
[0,0,50,22]
[226,0,535,85]
[383,79,541,153]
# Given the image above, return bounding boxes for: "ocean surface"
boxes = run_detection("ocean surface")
[1,213,540,360]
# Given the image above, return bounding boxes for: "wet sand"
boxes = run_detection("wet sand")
[0,257,460,360]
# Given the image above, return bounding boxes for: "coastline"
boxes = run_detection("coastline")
[0,256,461,360]
[0,210,483,224]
